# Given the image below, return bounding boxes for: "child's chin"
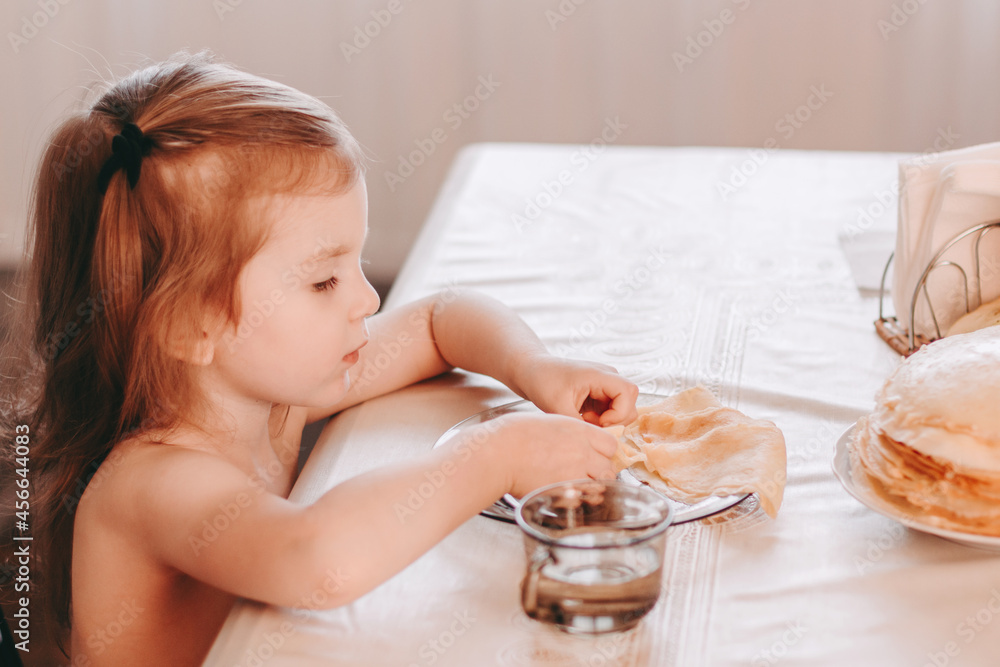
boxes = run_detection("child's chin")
[322,373,353,402]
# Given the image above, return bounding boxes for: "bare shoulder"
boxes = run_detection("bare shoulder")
[80,437,250,533]
[74,420,324,609]
[71,439,251,666]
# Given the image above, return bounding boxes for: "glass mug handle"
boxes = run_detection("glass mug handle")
[521,551,555,615]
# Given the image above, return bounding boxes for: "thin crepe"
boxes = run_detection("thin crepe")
[608,386,787,518]
[869,326,1000,473]
[849,417,1000,536]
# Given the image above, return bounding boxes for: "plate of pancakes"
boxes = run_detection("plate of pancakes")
[835,326,1000,550]
[435,389,790,525]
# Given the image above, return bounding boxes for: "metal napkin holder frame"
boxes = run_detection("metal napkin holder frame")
[876,219,1000,356]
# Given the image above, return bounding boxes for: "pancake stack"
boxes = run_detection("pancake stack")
[850,326,1000,535]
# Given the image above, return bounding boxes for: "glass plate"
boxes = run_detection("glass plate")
[433,393,749,524]
[833,422,1000,552]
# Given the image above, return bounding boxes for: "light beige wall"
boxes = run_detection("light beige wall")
[2,0,999,286]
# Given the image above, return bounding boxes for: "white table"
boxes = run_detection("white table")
[204,144,1000,666]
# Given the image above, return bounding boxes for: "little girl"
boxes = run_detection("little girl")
[1,52,638,665]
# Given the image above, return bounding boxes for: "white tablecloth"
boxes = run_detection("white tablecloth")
[204,144,1000,667]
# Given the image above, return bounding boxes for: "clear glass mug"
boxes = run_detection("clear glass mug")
[514,479,675,634]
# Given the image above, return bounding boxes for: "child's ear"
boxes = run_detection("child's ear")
[187,329,216,366]
[161,313,225,366]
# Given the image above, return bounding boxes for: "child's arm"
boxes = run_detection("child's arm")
[308,290,638,426]
[120,403,616,609]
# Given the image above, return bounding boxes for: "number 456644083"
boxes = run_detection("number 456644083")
[14,425,29,530]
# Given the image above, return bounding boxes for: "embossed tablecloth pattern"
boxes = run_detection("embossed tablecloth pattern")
[205,145,1000,667]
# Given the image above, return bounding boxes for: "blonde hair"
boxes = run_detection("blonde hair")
[0,50,365,641]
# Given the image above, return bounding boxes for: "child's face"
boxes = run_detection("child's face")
[211,180,380,408]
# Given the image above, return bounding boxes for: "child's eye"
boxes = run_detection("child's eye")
[312,276,338,292]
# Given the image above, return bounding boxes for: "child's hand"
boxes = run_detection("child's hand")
[515,355,639,427]
[483,412,618,498]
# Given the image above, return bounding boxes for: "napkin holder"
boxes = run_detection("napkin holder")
[876,219,1000,356]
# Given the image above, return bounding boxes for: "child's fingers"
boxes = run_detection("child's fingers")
[586,446,617,479]
[588,466,616,481]
[547,394,610,423]
[580,396,611,424]
[591,383,639,427]
[587,425,620,459]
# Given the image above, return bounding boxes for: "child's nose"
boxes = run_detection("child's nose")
[354,275,380,320]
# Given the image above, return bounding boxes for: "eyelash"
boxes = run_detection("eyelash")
[312,276,339,292]
[310,257,367,293]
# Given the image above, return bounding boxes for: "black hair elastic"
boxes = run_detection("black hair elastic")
[96,122,152,194]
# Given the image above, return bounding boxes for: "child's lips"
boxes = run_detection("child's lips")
[343,339,368,364]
